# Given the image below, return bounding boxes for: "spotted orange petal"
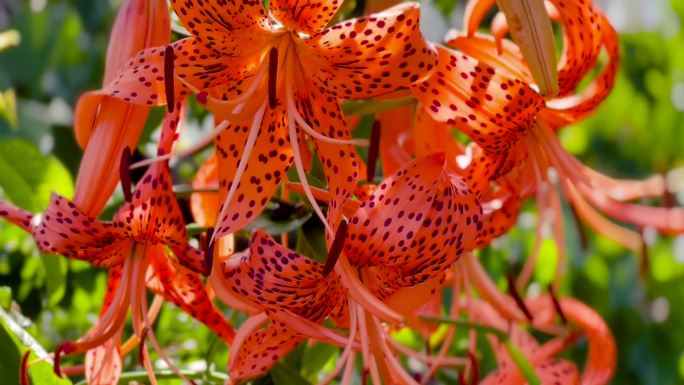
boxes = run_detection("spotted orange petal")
[0,200,33,232]
[169,0,269,42]
[344,153,482,275]
[113,164,204,272]
[270,0,343,35]
[213,103,293,240]
[229,316,302,382]
[297,83,361,229]
[32,194,127,268]
[411,45,545,177]
[224,231,344,319]
[85,337,123,385]
[300,3,437,99]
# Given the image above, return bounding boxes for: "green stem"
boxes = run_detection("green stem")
[73,369,229,385]
[173,185,218,198]
[341,95,416,116]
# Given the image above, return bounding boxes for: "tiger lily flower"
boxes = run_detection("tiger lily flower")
[73,0,170,216]
[211,153,482,384]
[412,0,684,260]
[94,0,437,250]
[1,110,234,385]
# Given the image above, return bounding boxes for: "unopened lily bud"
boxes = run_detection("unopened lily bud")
[496,0,559,96]
[72,0,170,216]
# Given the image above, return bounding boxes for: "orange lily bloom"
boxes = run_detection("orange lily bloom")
[211,153,482,384]
[73,0,170,216]
[1,110,234,384]
[94,0,437,247]
[412,0,683,259]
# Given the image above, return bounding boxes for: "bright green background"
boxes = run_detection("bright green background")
[1,0,684,384]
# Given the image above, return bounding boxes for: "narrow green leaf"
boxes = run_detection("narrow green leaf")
[301,342,339,377]
[271,362,311,385]
[503,341,541,385]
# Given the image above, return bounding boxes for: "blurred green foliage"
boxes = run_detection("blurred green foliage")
[0,0,683,384]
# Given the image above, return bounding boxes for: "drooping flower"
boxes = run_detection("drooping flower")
[73,0,170,216]
[92,0,437,250]
[412,0,684,261]
[1,109,234,385]
[210,153,483,383]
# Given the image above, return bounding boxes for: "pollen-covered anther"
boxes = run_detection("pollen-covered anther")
[164,45,176,112]
[119,147,133,203]
[323,220,348,276]
[268,47,279,109]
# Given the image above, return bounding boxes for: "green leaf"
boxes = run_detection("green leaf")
[503,341,541,385]
[301,343,338,377]
[271,362,311,385]
[0,307,72,385]
[41,254,67,307]
[0,138,73,211]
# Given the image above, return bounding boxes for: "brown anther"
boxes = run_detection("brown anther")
[268,47,279,109]
[506,272,533,322]
[119,147,133,203]
[323,220,348,276]
[639,229,650,279]
[53,342,75,377]
[164,45,176,113]
[548,284,567,325]
[204,227,215,276]
[467,351,479,385]
[366,120,381,182]
[20,350,31,385]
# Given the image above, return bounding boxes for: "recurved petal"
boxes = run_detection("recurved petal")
[113,165,186,249]
[223,231,344,320]
[104,0,170,84]
[169,0,270,42]
[550,0,605,95]
[343,153,445,267]
[544,15,619,126]
[100,37,264,109]
[300,3,437,99]
[213,103,294,240]
[411,45,544,174]
[147,245,235,343]
[0,200,33,232]
[33,194,126,268]
[297,84,361,229]
[270,0,343,35]
[229,316,302,382]
[377,104,416,176]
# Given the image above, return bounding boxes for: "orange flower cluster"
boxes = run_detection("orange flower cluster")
[1,0,681,384]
